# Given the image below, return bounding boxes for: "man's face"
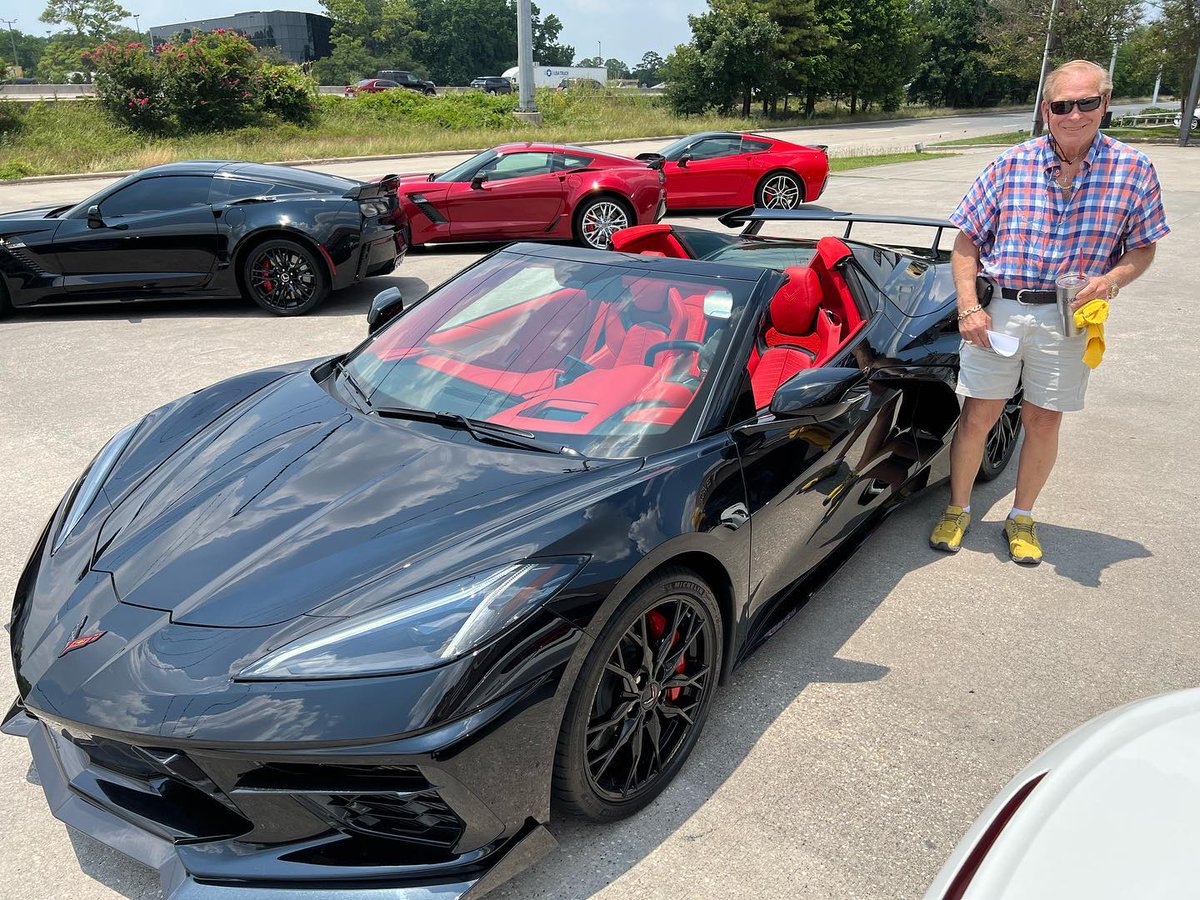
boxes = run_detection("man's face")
[1043,68,1108,150]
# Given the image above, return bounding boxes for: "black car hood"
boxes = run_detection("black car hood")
[0,205,68,222]
[92,369,635,629]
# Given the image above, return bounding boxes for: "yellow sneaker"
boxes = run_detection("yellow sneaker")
[1003,514,1043,566]
[930,505,970,553]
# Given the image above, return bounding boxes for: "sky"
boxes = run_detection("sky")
[0,0,709,66]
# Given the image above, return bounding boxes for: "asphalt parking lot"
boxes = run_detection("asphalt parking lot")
[0,142,1196,900]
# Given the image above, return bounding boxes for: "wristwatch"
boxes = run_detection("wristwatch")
[1104,275,1121,299]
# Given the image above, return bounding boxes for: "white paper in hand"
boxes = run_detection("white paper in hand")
[985,331,1020,357]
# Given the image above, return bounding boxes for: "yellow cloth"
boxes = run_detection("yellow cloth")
[1073,298,1109,369]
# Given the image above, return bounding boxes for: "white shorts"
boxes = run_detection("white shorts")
[956,297,1091,412]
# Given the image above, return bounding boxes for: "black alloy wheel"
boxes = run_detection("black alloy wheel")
[755,171,804,209]
[242,239,329,317]
[978,389,1024,481]
[554,568,721,820]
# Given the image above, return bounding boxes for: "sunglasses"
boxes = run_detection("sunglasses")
[1048,95,1104,115]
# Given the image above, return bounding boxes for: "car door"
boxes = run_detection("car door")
[55,175,219,298]
[446,151,565,240]
[733,309,922,620]
[665,136,747,208]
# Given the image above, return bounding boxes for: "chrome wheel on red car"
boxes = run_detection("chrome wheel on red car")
[576,197,631,249]
[554,569,721,820]
[756,172,803,209]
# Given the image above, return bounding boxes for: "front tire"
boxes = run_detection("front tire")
[755,171,804,209]
[553,567,722,820]
[574,195,632,250]
[241,239,329,317]
[977,389,1023,481]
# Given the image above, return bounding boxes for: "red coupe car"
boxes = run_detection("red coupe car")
[394,142,667,249]
[343,78,400,97]
[639,131,830,211]
[396,142,667,252]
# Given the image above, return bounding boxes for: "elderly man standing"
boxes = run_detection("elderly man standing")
[929,59,1169,564]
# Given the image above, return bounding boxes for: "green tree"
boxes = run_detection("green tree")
[756,0,837,114]
[666,0,788,115]
[982,0,1142,99]
[603,57,629,79]
[631,50,664,85]
[663,43,710,114]
[39,0,130,39]
[828,0,918,113]
[533,11,572,65]
[37,33,94,80]
[1157,0,1199,116]
[908,0,1005,107]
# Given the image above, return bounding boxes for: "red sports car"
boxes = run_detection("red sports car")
[639,131,829,211]
[394,142,667,249]
[343,78,400,97]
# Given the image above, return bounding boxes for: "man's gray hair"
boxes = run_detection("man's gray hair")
[1045,59,1113,98]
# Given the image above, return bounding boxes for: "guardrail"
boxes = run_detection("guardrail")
[1115,112,1178,127]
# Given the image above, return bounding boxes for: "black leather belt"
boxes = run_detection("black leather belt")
[1000,287,1057,304]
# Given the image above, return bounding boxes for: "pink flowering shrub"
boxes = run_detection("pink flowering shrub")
[87,29,317,133]
[86,42,165,131]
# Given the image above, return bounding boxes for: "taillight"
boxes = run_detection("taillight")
[941,773,1046,900]
[659,170,666,185]
[359,198,389,218]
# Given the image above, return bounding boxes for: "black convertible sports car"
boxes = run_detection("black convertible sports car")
[0,161,406,317]
[4,209,1022,899]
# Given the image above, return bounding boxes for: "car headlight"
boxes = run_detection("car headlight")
[52,419,141,554]
[237,557,587,681]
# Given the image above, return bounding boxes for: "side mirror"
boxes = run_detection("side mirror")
[367,287,404,334]
[768,367,866,422]
[678,153,692,168]
[87,205,104,229]
[470,171,488,190]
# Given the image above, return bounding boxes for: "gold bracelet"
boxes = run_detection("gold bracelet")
[956,304,983,322]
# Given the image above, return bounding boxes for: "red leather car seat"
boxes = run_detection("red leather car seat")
[751,271,822,409]
[609,224,691,259]
[584,282,688,370]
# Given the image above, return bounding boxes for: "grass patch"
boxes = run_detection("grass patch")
[829,151,952,170]
[0,91,976,179]
[935,126,1181,147]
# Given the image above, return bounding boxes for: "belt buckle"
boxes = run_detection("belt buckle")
[1014,289,1038,305]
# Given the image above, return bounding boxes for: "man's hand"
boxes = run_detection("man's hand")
[958,308,992,348]
[1070,274,1112,310]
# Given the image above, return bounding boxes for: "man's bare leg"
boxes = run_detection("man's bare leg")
[1013,402,1063,511]
[949,397,1007,508]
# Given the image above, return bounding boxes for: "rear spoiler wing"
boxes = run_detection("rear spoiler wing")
[718,205,956,255]
[346,174,399,200]
[635,152,666,171]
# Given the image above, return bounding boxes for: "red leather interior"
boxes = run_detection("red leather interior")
[609,224,692,259]
[488,365,694,433]
[585,284,689,370]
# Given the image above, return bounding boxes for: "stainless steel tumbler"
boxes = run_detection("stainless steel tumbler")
[1055,274,1089,338]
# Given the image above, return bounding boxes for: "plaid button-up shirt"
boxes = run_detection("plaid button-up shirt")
[949,132,1169,291]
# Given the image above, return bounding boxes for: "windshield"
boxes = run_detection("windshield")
[702,239,818,270]
[344,249,757,459]
[434,149,497,183]
[658,135,702,160]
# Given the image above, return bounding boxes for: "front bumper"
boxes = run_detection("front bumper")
[2,672,563,899]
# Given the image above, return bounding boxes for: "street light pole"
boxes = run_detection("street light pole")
[132,14,141,45]
[1,19,19,72]
[1030,0,1059,137]
[514,0,539,122]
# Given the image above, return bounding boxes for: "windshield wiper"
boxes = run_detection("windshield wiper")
[335,361,371,411]
[373,405,579,456]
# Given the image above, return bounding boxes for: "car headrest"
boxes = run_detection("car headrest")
[629,278,670,313]
[770,267,823,335]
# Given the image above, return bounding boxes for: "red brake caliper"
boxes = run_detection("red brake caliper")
[258,257,274,295]
[646,610,687,701]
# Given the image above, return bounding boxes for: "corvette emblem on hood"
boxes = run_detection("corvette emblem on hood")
[60,616,107,657]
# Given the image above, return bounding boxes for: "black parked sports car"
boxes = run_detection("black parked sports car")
[4,209,1022,899]
[0,161,406,317]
